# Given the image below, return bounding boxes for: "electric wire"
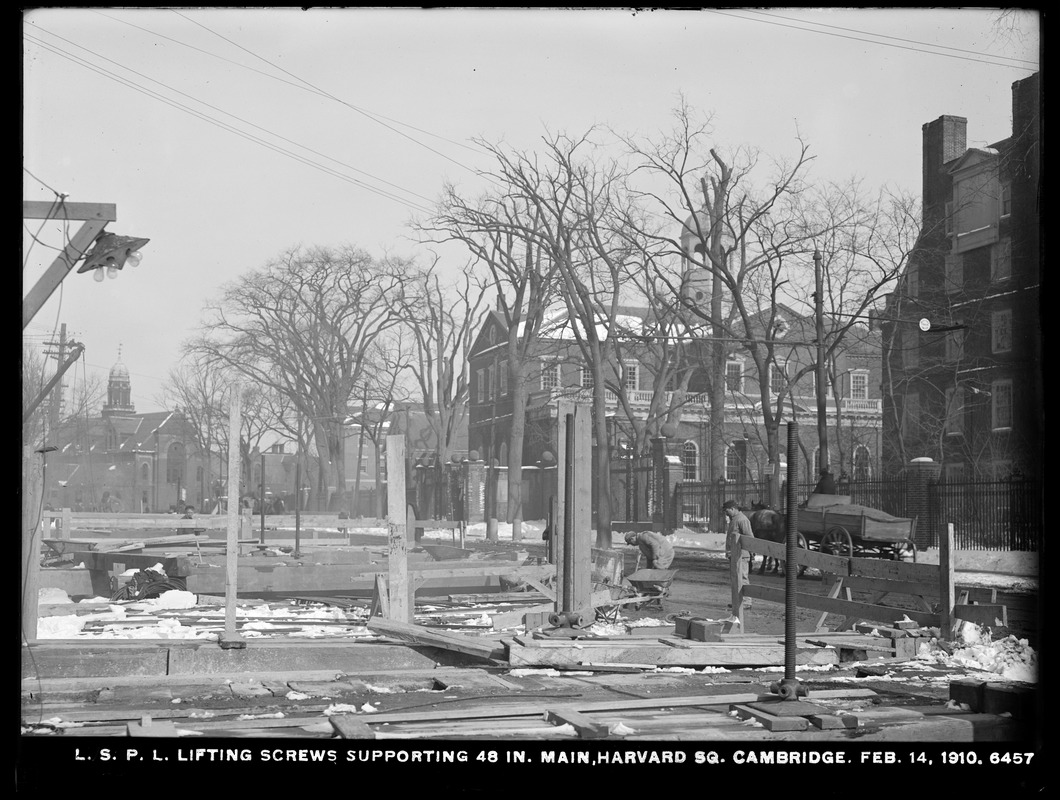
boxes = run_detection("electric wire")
[25,33,436,216]
[167,9,486,171]
[742,8,1039,67]
[707,9,1039,71]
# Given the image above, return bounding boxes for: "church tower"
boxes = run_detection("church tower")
[102,346,135,418]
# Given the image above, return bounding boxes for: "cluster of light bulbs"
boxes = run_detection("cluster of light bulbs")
[91,249,143,282]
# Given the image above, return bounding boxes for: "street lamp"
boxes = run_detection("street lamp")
[77,232,150,281]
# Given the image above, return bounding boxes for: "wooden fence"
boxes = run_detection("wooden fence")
[730,523,1002,636]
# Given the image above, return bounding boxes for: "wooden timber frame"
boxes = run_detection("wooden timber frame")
[730,523,976,638]
[553,399,593,621]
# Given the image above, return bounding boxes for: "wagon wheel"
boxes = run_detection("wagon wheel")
[821,526,853,557]
[900,538,918,563]
[795,532,809,576]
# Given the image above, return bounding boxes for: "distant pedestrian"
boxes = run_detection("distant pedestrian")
[623,530,675,570]
[813,467,836,495]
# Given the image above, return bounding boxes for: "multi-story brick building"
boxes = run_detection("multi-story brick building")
[468,300,884,520]
[881,73,1041,479]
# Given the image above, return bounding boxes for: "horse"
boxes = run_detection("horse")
[748,502,807,576]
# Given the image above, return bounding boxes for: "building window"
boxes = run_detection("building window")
[1000,182,1012,218]
[992,309,1012,353]
[682,441,698,481]
[945,328,964,362]
[483,364,493,401]
[498,362,508,396]
[991,239,1012,281]
[476,368,486,403]
[944,201,954,236]
[944,253,963,294]
[623,363,638,393]
[944,386,965,437]
[768,362,787,395]
[540,361,559,392]
[725,441,747,482]
[580,366,593,389]
[850,371,869,400]
[725,361,743,393]
[906,264,919,298]
[904,392,920,433]
[141,463,150,482]
[853,446,871,481]
[903,329,919,369]
[991,380,1013,430]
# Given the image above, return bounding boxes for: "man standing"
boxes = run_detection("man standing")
[723,499,754,595]
[624,530,675,570]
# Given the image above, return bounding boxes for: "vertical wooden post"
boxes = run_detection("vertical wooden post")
[939,521,956,638]
[386,435,410,623]
[21,446,44,644]
[553,399,572,614]
[220,383,245,649]
[556,401,592,619]
[60,507,72,542]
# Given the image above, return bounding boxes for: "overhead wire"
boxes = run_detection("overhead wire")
[166,9,487,168]
[25,31,437,216]
[707,9,1038,70]
[743,8,1039,67]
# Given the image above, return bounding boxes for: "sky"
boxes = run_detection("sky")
[22,7,1041,416]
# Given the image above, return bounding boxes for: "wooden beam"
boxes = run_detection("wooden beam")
[744,583,939,628]
[545,707,609,738]
[366,617,506,662]
[221,384,245,649]
[940,522,957,638]
[21,446,44,643]
[386,438,409,622]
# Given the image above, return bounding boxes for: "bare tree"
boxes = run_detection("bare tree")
[397,258,486,465]
[187,245,411,511]
[420,177,563,537]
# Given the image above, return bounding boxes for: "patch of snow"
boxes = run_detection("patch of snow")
[38,587,72,604]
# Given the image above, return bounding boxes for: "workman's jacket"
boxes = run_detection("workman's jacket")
[634,531,675,569]
[726,511,754,560]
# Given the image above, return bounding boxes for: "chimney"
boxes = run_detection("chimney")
[921,115,967,226]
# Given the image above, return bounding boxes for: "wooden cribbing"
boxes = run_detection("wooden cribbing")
[733,525,958,638]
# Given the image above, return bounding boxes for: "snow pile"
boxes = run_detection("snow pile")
[38,587,72,605]
[916,623,1038,683]
[128,590,198,610]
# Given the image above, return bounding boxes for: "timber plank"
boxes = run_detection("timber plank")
[366,617,507,661]
[744,583,939,627]
[506,641,838,668]
[545,707,610,738]
[330,715,376,739]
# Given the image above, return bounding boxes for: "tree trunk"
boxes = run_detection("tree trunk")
[507,368,528,538]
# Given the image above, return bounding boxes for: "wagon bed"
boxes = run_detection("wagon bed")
[797,494,917,560]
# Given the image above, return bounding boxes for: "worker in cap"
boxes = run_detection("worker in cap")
[722,500,754,596]
[623,530,674,570]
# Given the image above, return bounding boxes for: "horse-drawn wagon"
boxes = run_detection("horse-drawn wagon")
[796,494,917,561]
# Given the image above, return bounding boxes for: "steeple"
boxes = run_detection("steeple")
[102,344,135,417]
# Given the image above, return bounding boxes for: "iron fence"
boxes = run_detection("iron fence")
[926,476,1040,551]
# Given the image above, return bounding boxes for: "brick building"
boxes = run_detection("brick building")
[881,73,1041,479]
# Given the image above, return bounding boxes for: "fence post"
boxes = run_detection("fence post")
[904,457,941,549]
[939,522,956,638]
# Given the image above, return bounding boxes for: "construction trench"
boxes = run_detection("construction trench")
[21,433,1040,750]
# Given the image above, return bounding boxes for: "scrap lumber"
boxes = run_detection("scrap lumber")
[504,638,838,668]
[366,616,507,662]
[544,707,609,738]
[330,715,376,739]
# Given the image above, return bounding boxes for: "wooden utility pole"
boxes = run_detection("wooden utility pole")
[386,435,410,622]
[220,383,245,649]
[814,248,829,471]
[21,446,45,644]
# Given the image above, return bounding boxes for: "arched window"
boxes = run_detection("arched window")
[166,442,186,484]
[682,441,698,481]
[725,441,747,483]
[140,463,150,482]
